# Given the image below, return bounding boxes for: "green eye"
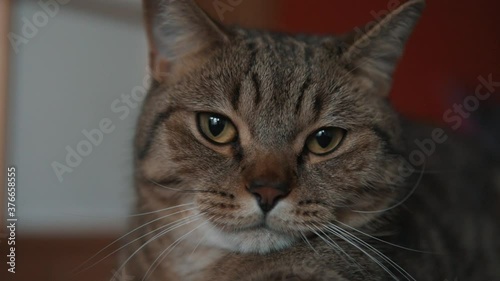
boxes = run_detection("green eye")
[198,113,237,144]
[306,127,346,155]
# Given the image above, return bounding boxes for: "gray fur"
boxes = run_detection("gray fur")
[119,1,500,280]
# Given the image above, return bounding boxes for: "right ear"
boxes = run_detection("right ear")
[339,0,425,96]
[143,0,229,82]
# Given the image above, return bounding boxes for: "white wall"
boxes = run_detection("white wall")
[7,0,147,234]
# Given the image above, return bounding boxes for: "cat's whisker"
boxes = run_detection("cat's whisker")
[209,213,228,233]
[322,224,399,280]
[325,224,415,281]
[332,221,433,254]
[148,178,207,193]
[351,163,426,214]
[342,228,415,281]
[309,224,365,275]
[114,214,204,277]
[189,217,221,257]
[300,231,320,256]
[72,206,198,274]
[336,227,414,281]
[141,218,213,281]
[128,202,195,217]
[61,203,195,220]
[76,213,203,275]
[308,225,342,253]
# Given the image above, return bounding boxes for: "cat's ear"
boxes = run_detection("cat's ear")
[143,0,229,82]
[341,0,425,96]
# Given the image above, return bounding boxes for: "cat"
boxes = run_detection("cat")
[117,0,500,280]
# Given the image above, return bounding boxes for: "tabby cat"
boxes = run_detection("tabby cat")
[118,0,500,280]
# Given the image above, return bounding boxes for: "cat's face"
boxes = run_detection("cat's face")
[136,0,423,254]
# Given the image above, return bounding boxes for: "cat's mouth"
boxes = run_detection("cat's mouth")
[203,206,309,235]
[230,220,281,234]
[197,202,318,254]
[200,219,300,254]
[195,195,334,253]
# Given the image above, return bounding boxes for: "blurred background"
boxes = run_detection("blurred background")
[1,0,499,280]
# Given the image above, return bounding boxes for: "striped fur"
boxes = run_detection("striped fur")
[119,1,500,280]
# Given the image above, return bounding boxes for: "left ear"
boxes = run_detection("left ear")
[341,0,425,96]
[143,0,229,82]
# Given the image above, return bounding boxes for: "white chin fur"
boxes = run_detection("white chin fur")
[200,222,297,254]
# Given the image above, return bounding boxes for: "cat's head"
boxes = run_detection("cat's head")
[136,0,424,254]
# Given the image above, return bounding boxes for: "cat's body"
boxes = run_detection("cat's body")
[391,122,500,281]
[119,1,500,280]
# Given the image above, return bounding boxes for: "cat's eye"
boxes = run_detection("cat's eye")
[198,113,237,144]
[306,127,346,155]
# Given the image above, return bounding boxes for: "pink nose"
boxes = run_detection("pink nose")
[247,180,290,212]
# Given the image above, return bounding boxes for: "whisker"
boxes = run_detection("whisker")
[351,163,426,214]
[65,203,196,220]
[309,224,364,274]
[148,178,207,193]
[322,224,398,280]
[333,225,415,281]
[128,203,196,217]
[72,206,198,274]
[326,224,414,281]
[189,217,221,257]
[79,214,202,275]
[300,231,319,256]
[308,225,342,252]
[333,221,433,254]
[114,214,203,277]
[141,219,212,281]
[210,214,227,233]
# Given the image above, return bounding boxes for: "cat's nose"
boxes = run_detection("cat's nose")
[247,180,290,213]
